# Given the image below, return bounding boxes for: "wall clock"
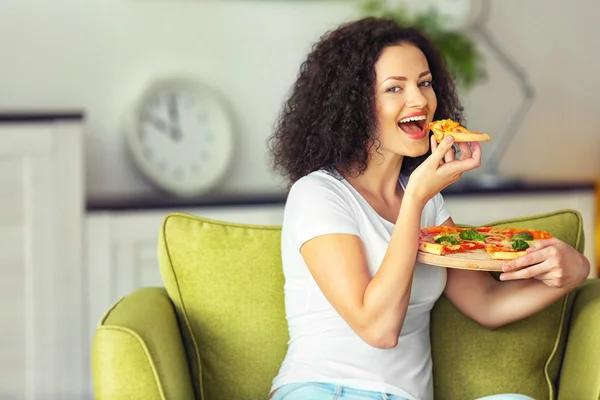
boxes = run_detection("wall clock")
[126,76,236,197]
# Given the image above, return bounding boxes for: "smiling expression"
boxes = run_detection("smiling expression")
[373,43,437,158]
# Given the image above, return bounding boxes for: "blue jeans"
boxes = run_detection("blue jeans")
[270,382,535,400]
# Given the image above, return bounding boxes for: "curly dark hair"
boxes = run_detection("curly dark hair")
[268,16,464,186]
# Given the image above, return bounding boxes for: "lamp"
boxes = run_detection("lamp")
[432,0,536,189]
[460,0,536,188]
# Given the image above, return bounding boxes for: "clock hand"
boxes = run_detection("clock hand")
[168,93,179,122]
[144,114,174,139]
[168,94,182,141]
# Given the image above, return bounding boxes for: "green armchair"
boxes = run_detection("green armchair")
[91,209,600,400]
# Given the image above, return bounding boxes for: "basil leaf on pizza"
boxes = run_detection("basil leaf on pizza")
[459,229,488,241]
[435,236,460,245]
[511,239,530,251]
[511,232,534,241]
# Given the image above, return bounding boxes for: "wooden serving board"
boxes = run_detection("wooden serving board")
[416,249,505,271]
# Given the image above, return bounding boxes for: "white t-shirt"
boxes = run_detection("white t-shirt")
[270,170,451,400]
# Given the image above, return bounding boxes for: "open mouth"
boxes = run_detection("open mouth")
[397,115,427,136]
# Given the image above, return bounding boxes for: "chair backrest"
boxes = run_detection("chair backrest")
[158,209,585,400]
[158,212,288,400]
[431,209,585,400]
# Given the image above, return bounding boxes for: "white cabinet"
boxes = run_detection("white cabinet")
[0,119,85,400]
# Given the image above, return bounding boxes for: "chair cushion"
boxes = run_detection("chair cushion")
[431,209,584,400]
[158,213,289,400]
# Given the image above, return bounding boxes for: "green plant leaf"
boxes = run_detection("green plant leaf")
[358,0,486,91]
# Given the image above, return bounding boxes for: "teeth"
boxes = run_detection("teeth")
[399,115,426,124]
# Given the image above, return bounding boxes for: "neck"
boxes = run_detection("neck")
[346,151,404,200]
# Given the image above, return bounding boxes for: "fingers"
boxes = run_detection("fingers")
[429,137,482,177]
[469,141,482,164]
[501,247,550,272]
[463,141,481,167]
[456,142,472,159]
[501,258,571,288]
[445,141,481,172]
[430,134,437,151]
[526,237,562,252]
[445,146,456,163]
[430,136,444,167]
[499,259,551,281]
[431,135,457,165]
[428,134,455,165]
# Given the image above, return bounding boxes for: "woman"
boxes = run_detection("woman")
[267,17,590,400]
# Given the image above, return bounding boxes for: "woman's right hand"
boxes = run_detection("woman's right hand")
[405,134,482,205]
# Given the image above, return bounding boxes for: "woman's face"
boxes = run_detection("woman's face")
[373,43,437,159]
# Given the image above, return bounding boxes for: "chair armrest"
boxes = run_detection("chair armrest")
[91,287,195,400]
[558,279,600,400]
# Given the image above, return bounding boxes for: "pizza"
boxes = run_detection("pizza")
[418,225,553,260]
[426,119,491,143]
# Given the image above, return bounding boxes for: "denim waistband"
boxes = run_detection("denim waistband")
[270,382,411,400]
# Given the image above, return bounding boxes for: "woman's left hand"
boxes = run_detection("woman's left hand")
[499,238,590,289]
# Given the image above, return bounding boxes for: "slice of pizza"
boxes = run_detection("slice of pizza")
[483,228,554,260]
[418,226,462,255]
[418,226,484,256]
[426,119,491,143]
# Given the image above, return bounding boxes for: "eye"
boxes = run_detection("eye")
[386,86,402,93]
[419,80,433,88]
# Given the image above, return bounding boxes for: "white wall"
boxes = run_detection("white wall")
[0,0,598,202]
[464,0,600,183]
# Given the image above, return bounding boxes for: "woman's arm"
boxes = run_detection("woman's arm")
[442,217,590,330]
[301,195,423,349]
[300,137,481,349]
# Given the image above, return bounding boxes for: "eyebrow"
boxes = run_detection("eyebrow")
[383,70,431,83]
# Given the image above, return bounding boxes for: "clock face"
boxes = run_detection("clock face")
[127,79,235,197]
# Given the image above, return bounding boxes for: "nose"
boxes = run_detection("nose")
[405,85,427,108]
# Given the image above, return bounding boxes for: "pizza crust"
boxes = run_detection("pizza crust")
[486,250,528,260]
[418,242,446,256]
